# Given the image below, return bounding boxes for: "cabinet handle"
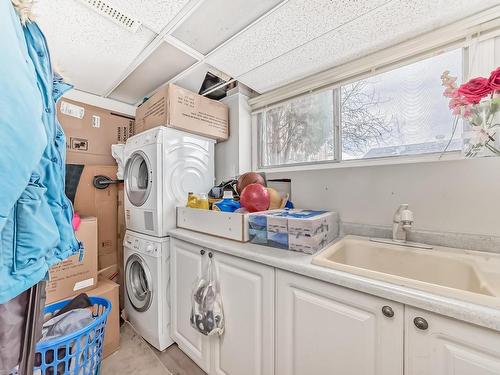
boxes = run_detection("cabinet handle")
[381,306,394,318]
[200,249,205,256]
[413,317,429,330]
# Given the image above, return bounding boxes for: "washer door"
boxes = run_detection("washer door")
[125,150,152,207]
[125,254,153,312]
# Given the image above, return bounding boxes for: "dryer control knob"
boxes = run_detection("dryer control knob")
[146,244,154,253]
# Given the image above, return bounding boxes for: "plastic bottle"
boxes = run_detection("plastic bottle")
[186,192,199,208]
[198,193,209,210]
[212,191,240,212]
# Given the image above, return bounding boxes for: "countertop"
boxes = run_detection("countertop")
[169,228,500,332]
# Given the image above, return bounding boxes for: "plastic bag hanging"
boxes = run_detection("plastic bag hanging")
[190,255,224,336]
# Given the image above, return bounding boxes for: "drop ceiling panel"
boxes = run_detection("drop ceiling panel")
[173,63,224,93]
[109,42,197,104]
[105,0,193,33]
[172,0,284,55]
[206,0,390,78]
[35,0,155,96]
[238,0,500,93]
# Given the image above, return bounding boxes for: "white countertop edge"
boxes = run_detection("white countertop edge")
[168,228,500,332]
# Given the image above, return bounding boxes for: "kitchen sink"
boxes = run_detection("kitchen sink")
[312,236,500,302]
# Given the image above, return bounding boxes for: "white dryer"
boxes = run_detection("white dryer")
[124,126,215,237]
[124,230,173,351]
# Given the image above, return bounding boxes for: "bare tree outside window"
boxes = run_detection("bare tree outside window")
[257,49,463,168]
[260,91,334,167]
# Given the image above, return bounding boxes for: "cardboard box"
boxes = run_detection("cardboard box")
[46,216,98,304]
[86,278,120,359]
[135,83,229,141]
[74,165,118,270]
[116,183,125,309]
[58,98,135,165]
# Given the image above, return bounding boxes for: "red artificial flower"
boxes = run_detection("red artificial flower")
[488,67,500,91]
[457,77,492,104]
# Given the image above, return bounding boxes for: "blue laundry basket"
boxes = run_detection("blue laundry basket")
[34,296,112,375]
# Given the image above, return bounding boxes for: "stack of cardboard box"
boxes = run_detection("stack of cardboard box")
[45,99,134,358]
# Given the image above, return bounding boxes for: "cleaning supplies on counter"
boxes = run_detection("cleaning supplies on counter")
[212,191,240,212]
[186,192,210,209]
[248,209,339,254]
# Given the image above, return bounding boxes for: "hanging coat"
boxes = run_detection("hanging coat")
[0,0,82,304]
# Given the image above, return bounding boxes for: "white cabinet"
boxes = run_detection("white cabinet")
[211,252,274,375]
[172,239,500,375]
[170,239,211,372]
[170,239,274,375]
[276,270,404,375]
[405,306,500,375]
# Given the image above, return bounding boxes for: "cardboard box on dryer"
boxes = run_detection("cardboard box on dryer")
[135,83,229,141]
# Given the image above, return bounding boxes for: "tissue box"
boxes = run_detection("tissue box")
[248,209,339,254]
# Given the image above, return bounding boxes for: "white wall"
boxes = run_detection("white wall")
[268,157,500,236]
[215,86,252,183]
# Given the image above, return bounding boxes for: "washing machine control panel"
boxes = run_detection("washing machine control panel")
[125,235,160,257]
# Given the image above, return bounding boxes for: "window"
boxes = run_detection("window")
[257,90,334,167]
[341,49,462,160]
[255,49,463,169]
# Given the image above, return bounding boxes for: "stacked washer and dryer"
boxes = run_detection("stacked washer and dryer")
[123,126,215,350]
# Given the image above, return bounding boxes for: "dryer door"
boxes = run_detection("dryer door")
[125,150,152,207]
[125,253,153,312]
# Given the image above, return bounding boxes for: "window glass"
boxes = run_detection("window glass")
[341,49,463,160]
[258,90,334,167]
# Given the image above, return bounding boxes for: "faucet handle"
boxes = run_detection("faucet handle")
[401,209,413,223]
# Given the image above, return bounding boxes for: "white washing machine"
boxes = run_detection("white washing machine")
[124,230,173,351]
[124,126,215,237]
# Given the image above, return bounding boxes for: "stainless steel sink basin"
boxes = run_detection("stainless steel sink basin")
[312,236,500,304]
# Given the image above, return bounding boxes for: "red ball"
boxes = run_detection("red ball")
[237,172,265,194]
[240,183,270,212]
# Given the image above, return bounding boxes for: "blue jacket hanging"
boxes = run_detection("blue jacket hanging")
[0,0,82,304]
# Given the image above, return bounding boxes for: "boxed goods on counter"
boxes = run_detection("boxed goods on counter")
[248,209,339,254]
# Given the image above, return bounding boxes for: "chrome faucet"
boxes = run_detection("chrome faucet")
[392,204,414,242]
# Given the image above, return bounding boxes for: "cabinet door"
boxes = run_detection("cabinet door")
[170,239,210,372]
[405,306,500,375]
[210,252,275,375]
[276,270,403,375]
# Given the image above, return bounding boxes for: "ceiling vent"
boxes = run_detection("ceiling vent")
[76,0,142,33]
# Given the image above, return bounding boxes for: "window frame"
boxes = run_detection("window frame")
[252,46,468,172]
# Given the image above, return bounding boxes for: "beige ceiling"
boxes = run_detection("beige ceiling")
[34,0,499,105]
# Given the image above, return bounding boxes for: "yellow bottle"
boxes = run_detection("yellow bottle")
[186,192,199,208]
[198,193,209,210]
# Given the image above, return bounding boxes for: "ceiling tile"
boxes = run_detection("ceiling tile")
[238,0,500,93]
[172,63,223,93]
[171,0,284,55]
[105,0,193,34]
[206,0,390,77]
[109,42,198,104]
[35,0,155,96]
